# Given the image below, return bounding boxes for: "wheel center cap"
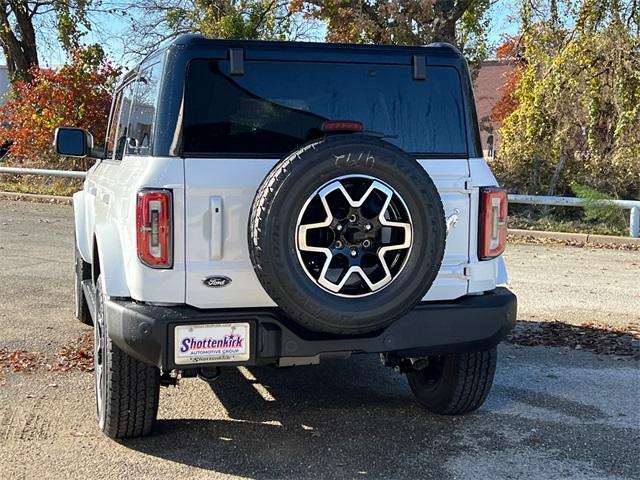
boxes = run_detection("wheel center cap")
[344,225,368,245]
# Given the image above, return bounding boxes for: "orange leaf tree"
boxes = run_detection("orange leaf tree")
[490,35,525,124]
[0,45,120,169]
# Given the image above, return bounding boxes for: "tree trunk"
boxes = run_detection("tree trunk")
[0,1,39,81]
[432,0,474,44]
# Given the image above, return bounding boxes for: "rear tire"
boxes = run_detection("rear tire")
[94,276,160,438]
[406,348,497,415]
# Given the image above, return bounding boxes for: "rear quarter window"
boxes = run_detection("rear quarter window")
[127,61,163,156]
[183,59,467,157]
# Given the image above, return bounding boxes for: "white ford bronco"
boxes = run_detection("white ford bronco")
[55,35,516,439]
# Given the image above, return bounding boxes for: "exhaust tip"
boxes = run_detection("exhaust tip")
[197,367,222,383]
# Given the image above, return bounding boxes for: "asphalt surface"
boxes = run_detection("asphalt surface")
[505,244,640,329]
[0,199,639,480]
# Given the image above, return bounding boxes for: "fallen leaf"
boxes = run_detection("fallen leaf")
[508,320,640,358]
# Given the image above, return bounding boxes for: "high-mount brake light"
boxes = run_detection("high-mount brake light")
[136,189,173,268]
[478,187,508,260]
[321,120,364,133]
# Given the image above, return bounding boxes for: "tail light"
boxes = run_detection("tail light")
[479,187,508,260]
[136,189,173,268]
[321,120,364,133]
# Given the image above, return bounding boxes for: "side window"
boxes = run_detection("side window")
[111,82,135,161]
[105,90,123,158]
[127,62,162,156]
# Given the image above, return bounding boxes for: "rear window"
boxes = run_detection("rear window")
[183,59,467,156]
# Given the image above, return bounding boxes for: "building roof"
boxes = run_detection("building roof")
[474,59,515,125]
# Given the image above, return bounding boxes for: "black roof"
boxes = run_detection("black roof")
[129,34,466,81]
[163,34,464,65]
[169,33,462,55]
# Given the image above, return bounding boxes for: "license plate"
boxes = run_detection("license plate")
[174,323,250,365]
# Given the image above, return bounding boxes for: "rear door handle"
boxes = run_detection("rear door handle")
[210,196,223,260]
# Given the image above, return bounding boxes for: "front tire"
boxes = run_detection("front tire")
[406,348,497,415]
[94,276,160,438]
[74,241,92,325]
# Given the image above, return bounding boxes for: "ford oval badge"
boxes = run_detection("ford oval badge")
[203,276,232,288]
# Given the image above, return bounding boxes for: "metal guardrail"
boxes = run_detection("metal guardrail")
[1,167,638,237]
[509,194,640,238]
[0,166,86,179]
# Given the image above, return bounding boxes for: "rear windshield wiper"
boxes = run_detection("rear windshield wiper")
[362,130,398,139]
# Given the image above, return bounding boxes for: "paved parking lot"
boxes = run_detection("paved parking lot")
[1,199,639,479]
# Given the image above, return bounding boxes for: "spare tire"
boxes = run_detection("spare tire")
[249,135,446,335]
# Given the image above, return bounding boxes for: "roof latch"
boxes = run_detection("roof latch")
[229,48,244,76]
[412,55,426,80]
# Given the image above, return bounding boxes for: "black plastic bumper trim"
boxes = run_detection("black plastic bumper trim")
[105,287,517,369]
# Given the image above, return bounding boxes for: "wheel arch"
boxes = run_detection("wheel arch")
[93,222,131,298]
[73,191,92,263]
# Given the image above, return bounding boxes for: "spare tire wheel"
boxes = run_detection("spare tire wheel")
[249,135,446,335]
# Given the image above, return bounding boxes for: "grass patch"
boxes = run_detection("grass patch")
[509,205,628,236]
[0,177,81,197]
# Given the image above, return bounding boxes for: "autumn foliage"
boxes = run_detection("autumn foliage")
[493,1,640,201]
[490,36,525,124]
[0,46,120,169]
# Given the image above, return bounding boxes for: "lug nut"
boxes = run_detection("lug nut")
[348,214,358,223]
[364,223,373,231]
[363,239,372,248]
[350,249,358,257]
[336,224,343,231]
[335,240,343,249]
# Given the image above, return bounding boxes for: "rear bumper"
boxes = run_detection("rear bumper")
[105,287,517,369]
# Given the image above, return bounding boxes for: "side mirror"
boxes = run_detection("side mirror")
[54,127,94,158]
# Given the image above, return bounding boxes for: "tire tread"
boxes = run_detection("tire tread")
[408,348,497,415]
[75,243,93,326]
[96,280,160,439]
[102,337,160,438]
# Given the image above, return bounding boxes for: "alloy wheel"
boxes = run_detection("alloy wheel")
[296,175,413,297]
